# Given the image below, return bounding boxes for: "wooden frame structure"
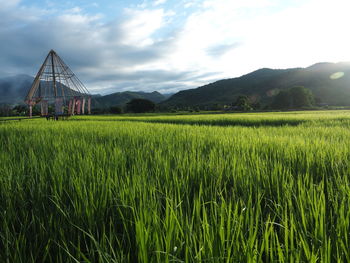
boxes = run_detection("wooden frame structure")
[25,50,91,118]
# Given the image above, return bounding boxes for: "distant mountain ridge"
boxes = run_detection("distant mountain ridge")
[0,74,33,104]
[162,62,350,108]
[0,75,167,106]
[93,91,166,108]
[2,62,350,108]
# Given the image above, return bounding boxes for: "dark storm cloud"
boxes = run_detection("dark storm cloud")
[0,15,110,72]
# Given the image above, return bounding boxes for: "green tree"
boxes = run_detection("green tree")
[0,104,11,117]
[126,99,155,113]
[271,90,290,109]
[289,86,314,108]
[271,86,314,109]
[233,96,253,111]
[109,106,122,114]
[12,105,27,116]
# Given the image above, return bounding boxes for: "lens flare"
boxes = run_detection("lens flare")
[330,72,345,79]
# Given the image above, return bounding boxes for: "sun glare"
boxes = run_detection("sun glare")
[330,72,345,79]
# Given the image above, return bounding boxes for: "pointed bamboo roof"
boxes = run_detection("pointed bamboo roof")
[25,50,91,104]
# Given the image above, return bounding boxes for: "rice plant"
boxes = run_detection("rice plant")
[0,110,350,262]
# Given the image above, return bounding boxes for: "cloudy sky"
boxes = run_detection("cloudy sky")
[1,0,350,94]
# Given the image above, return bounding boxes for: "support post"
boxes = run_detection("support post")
[41,101,48,116]
[72,98,76,115]
[29,105,32,118]
[82,98,86,114]
[76,99,82,115]
[55,98,63,115]
[68,99,73,115]
[88,97,91,114]
[51,51,57,98]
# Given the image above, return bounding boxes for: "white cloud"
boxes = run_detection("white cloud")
[182,0,202,8]
[1,0,350,94]
[0,3,188,93]
[161,0,350,80]
[66,7,83,14]
[120,8,167,46]
[153,0,167,6]
[238,0,350,68]
[0,0,21,10]
[202,0,275,9]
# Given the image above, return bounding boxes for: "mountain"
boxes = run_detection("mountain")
[93,91,166,108]
[0,75,86,104]
[162,93,174,99]
[4,62,350,109]
[0,74,33,104]
[0,75,166,107]
[162,62,350,108]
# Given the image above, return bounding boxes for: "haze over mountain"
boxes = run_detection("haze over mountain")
[0,75,168,106]
[0,75,89,104]
[162,62,350,108]
[93,91,166,108]
[2,62,350,109]
[0,75,33,104]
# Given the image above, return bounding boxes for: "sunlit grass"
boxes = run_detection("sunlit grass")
[74,110,350,127]
[1,110,350,262]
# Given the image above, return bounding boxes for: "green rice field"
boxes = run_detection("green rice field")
[1,110,350,262]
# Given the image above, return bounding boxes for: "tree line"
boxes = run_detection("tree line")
[0,86,316,116]
[231,86,315,111]
[0,98,157,117]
